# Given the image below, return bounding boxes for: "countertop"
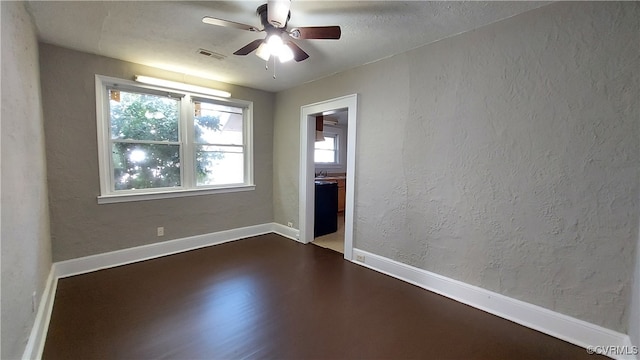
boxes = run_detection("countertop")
[314,175,346,181]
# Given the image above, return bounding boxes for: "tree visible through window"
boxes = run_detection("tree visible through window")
[110,90,183,190]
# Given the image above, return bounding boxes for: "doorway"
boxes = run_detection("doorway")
[299,94,357,261]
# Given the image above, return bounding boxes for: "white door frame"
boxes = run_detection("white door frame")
[299,94,358,260]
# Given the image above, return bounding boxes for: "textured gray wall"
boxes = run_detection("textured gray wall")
[39,44,275,261]
[274,2,639,332]
[1,2,53,358]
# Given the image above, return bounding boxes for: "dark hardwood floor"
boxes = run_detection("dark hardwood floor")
[43,234,601,359]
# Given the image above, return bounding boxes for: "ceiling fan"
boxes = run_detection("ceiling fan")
[202,0,341,63]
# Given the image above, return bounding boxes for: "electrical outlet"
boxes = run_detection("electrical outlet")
[287,222,293,228]
[31,291,36,313]
[356,254,365,262]
[157,227,164,236]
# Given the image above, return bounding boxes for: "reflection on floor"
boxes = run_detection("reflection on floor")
[312,213,345,254]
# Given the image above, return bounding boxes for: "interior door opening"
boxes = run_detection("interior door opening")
[311,109,348,253]
[299,94,357,261]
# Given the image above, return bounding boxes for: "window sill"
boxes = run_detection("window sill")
[97,185,256,204]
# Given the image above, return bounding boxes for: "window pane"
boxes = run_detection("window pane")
[315,149,336,163]
[110,90,179,142]
[196,145,244,186]
[194,101,243,145]
[315,136,335,150]
[112,143,180,190]
[315,134,337,163]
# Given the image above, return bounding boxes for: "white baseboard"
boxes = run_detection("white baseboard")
[270,223,301,242]
[22,268,57,360]
[54,223,275,278]
[352,248,635,360]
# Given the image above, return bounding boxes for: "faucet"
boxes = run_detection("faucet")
[315,170,328,178]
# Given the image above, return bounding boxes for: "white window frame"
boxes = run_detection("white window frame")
[314,128,341,168]
[95,75,254,204]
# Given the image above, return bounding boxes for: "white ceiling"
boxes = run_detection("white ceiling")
[26,1,548,93]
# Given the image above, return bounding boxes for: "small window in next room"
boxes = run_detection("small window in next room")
[315,133,338,164]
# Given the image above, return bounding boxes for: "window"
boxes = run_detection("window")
[315,133,338,164]
[193,101,246,186]
[109,90,182,190]
[96,75,253,203]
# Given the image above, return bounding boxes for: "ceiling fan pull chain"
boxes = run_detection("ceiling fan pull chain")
[273,56,277,79]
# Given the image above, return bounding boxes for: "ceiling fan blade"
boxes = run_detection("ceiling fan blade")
[289,26,341,40]
[286,41,309,62]
[267,0,291,28]
[233,39,264,56]
[202,16,260,32]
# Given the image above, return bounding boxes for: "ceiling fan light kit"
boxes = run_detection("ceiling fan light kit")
[278,44,294,63]
[256,43,271,61]
[256,33,294,63]
[202,0,341,78]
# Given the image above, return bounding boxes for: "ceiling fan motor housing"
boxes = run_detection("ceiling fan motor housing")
[266,0,291,28]
[257,3,291,30]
